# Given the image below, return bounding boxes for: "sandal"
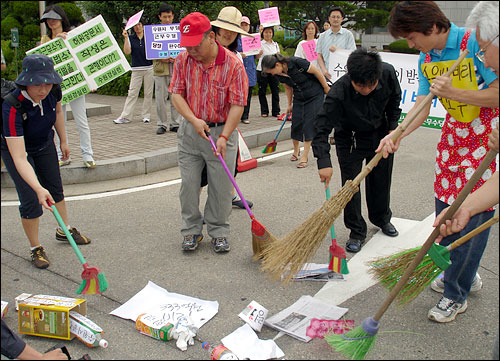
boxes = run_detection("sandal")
[290,154,299,161]
[345,238,365,253]
[297,161,308,168]
[261,114,269,118]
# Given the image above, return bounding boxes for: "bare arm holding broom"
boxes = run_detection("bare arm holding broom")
[434,125,499,240]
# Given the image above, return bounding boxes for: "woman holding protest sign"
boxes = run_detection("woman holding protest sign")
[114,20,154,126]
[40,5,96,169]
[294,21,320,68]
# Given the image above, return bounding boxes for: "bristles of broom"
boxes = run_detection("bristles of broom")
[368,250,442,306]
[368,214,499,306]
[260,180,358,283]
[325,317,379,360]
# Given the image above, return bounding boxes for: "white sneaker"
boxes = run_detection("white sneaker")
[113,117,130,124]
[142,117,150,123]
[431,272,482,293]
[428,296,467,323]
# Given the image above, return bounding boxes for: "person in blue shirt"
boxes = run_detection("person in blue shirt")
[237,16,257,124]
[1,54,92,270]
[379,0,498,325]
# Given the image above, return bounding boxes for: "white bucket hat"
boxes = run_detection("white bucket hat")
[211,7,253,37]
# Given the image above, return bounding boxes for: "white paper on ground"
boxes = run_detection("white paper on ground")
[264,295,348,342]
[222,323,285,360]
[109,281,218,329]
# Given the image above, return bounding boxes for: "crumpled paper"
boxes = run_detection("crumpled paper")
[171,316,198,351]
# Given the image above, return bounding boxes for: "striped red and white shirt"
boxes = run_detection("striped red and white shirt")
[169,42,248,124]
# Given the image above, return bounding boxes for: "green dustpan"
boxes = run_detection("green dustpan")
[427,214,499,271]
[427,243,451,271]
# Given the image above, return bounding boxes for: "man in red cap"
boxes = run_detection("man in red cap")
[169,12,249,253]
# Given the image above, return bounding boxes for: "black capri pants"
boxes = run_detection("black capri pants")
[1,138,64,219]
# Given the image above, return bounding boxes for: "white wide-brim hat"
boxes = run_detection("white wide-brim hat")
[211,6,254,37]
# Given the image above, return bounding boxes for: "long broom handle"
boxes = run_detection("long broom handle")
[48,201,87,265]
[447,214,499,251]
[352,50,470,187]
[206,132,254,218]
[373,148,497,321]
[273,113,289,141]
[325,184,337,240]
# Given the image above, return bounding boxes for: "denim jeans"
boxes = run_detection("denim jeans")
[435,198,495,303]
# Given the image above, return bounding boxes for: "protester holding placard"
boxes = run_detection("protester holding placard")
[40,5,96,169]
[316,7,356,81]
[114,20,154,125]
[169,12,248,253]
[378,1,499,324]
[256,26,281,118]
[238,16,257,124]
[153,3,182,135]
[312,48,402,253]
[1,54,92,270]
[315,6,356,146]
[294,21,320,68]
[262,53,330,169]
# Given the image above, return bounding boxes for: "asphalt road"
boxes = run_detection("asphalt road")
[1,128,498,360]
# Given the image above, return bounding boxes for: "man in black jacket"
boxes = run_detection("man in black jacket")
[312,48,402,252]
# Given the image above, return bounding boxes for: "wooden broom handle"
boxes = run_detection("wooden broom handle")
[374,148,497,321]
[352,50,470,187]
[448,214,499,251]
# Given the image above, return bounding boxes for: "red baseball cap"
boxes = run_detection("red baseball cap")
[179,12,212,47]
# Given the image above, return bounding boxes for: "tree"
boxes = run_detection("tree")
[78,1,265,41]
[271,1,397,36]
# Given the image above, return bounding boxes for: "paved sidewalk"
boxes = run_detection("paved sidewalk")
[1,92,292,186]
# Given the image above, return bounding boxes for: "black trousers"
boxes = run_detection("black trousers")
[335,145,394,240]
[257,71,280,116]
[241,86,254,121]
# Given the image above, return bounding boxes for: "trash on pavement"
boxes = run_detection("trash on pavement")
[305,318,354,339]
[70,311,108,348]
[238,300,268,332]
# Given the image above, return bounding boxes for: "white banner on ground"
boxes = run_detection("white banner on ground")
[328,49,447,129]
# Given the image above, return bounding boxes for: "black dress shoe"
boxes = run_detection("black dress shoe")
[170,126,179,133]
[156,127,166,134]
[345,238,365,253]
[381,222,399,237]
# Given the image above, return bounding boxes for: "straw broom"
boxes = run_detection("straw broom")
[260,50,470,284]
[368,212,498,307]
[324,120,493,360]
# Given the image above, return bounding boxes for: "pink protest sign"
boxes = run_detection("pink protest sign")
[302,40,318,62]
[241,33,261,56]
[258,7,280,27]
[125,10,144,30]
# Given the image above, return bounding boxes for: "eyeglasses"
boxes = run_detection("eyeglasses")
[476,34,498,63]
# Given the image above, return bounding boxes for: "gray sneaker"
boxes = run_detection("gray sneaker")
[212,237,230,253]
[431,273,482,293]
[182,234,203,251]
[428,296,468,323]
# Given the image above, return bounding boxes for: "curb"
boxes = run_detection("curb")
[1,125,291,187]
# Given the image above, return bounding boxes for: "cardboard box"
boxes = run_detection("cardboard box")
[17,294,87,340]
[15,293,32,311]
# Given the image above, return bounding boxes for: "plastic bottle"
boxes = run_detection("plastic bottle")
[69,311,108,348]
[202,342,239,360]
[135,312,174,342]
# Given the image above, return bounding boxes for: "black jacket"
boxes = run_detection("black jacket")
[313,62,402,169]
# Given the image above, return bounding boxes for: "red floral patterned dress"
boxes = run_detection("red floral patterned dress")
[425,30,498,206]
